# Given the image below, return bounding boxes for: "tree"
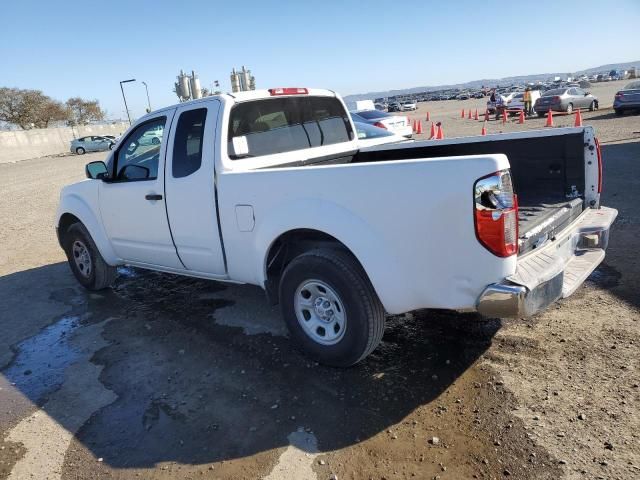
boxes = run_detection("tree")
[65,97,105,125]
[0,87,69,129]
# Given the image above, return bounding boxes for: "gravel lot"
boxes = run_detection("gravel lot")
[0,84,639,479]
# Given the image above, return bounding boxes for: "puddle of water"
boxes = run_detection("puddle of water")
[117,266,138,278]
[3,316,82,402]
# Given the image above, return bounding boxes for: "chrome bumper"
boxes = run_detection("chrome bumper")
[477,206,618,318]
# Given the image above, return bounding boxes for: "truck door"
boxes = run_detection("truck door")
[99,112,184,269]
[164,101,226,276]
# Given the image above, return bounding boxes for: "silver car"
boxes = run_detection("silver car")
[534,87,598,116]
[70,136,115,155]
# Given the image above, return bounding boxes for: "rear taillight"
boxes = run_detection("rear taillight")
[474,170,518,257]
[406,116,411,125]
[268,87,309,96]
[373,121,387,130]
[615,92,623,99]
[595,137,603,193]
[552,96,561,102]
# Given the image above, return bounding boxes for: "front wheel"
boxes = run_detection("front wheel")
[63,223,117,290]
[589,101,596,112]
[279,248,385,367]
[537,111,546,118]
[76,147,86,155]
[615,109,624,116]
[566,103,573,113]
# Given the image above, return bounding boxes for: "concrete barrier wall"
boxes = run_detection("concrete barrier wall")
[0,123,129,164]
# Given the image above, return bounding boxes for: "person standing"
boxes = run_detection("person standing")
[523,87,532,116]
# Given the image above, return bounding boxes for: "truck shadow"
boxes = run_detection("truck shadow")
[1,264,500,470]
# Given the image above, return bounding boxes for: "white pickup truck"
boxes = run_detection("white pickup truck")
[56,87,617,367]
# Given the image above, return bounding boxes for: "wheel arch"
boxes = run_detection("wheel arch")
[57,194,119,265]
[259,218,403,314]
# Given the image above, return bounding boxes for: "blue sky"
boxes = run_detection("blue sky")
[2,0,639,120]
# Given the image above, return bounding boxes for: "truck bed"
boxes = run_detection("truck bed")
[267,128,590,256]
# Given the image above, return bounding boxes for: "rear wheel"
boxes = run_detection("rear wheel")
[63,223,117,290]
[589,101,596,112]
[279,248,385,367]
[615,109,624,116]
[566,103,573,113]
[537,111,546,118]
[75,147,86,155]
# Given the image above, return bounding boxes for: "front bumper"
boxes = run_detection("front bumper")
[477,206,618,318]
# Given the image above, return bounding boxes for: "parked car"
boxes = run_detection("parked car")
[351,110,412,137]
[353,121,411,148]
[387,102,402,112]
[374,103,387,111]
[57,87,616,367]
[70,136,115,155]
[506,91,541,112]
[401,101,417,111]
[534,87,598,116]
[614,80,640,115]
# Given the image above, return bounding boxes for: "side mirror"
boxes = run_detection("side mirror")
[230,136,250,158]
[85,161,109,180]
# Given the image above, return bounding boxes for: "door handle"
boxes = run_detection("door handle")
[145,194,163,201]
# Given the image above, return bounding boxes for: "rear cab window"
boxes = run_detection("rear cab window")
[227,96,353,160]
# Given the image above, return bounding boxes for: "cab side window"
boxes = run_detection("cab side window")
[172,108,207,178]
[114,117,166,181]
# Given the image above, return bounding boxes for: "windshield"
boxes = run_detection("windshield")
[354,122,394,139]
[624,81,640,90]
[354,110,389,120]
[543,88,566,97]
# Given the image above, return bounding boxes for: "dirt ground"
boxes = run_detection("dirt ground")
[0,84,639,480]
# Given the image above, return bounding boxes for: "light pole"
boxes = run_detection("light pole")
[142,81,151,112]
[119,78,136,125]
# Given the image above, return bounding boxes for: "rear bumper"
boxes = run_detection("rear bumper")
[477,206,617,318]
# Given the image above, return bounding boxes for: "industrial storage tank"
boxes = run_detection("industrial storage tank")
[190,70,202,99]
[177,71,191,100]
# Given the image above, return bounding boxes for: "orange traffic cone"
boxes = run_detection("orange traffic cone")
[574,109,583,127]
[481,122,487,136]
[429,122,436,139]
[545,109,554,127]
[502,110,507,124]
[426,111,430,122]
[461,109,465,119]
[435,122,444,139]
[468,109,472,119]
[518,110,525,124]
[474,109,479,121]
[416,120,423,134]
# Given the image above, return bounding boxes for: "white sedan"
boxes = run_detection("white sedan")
[401,101,417,111]
[353,122,412,148]
[350,110,413,137]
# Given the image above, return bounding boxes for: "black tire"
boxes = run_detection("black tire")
[151,137,160,145]
[566,103,573,113]
[279,248,385,367]
[63,223,117,290]
[537,112,546,118]
[76,147,86,155]
[615,109,624,116]
[589,101,596,112]
[108,143,114,150]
